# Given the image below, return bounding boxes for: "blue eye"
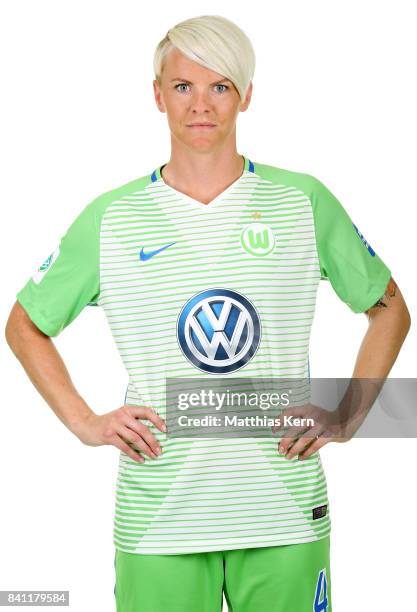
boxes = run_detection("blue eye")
[174,83,190,93]
[174,83,229,93]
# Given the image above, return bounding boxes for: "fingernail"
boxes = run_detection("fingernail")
[162,423,167,432]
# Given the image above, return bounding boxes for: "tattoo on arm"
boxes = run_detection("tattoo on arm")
[369,277,397,309]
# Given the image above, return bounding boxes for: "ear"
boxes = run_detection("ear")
[240,81,253,112]
[153,79,166,113]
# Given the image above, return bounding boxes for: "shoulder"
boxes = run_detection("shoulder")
[83,171,154,219]
[252,159,328,200]
[67,171,155,236]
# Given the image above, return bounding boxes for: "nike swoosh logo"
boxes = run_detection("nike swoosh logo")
[139,242,176,261]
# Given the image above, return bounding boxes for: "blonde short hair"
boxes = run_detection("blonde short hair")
[153,15,255,103]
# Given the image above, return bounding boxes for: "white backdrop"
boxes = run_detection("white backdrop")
[0,1,415,610]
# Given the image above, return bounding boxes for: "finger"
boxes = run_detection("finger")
[111,434,145,463]
[127,405,167,433]
[279,423,325,457]
[277,424,309,441]
[298,429,337,459]
[121,417,162,457]
[298,435,329,460]
[277,425,311,454]
[283,428,323,459]
[113,423,159,459]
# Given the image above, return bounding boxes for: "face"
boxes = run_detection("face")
[153,46,252,153]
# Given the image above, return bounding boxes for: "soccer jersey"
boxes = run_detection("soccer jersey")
[16,155,391,555]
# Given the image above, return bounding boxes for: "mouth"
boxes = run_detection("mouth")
[187,123,216,129]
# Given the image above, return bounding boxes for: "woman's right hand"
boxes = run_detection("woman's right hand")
[73,404,167,463]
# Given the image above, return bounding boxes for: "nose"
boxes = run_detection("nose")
[189,87,213,113]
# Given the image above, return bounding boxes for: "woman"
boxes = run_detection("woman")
[6,14,410,612]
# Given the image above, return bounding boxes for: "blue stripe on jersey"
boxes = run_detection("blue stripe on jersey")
[151,156,254,182]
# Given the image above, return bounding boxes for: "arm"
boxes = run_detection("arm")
[5,300,94,434]
[328,276,411,438]
[278,277,411,459]
[353,277,411,378]
[5,301,165,462]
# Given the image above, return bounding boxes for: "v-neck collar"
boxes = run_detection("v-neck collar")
[150,155,253,209]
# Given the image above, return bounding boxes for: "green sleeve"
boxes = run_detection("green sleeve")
[310,176,392,313]
[16,200,101,336]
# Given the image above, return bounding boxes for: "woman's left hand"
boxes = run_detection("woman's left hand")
[272,403,354,460]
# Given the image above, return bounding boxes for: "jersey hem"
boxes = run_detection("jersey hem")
[113,528,331,555]
[16,292,58,337]
[350,265,392,313]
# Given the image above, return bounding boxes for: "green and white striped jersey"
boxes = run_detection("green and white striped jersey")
[17,155,391,554]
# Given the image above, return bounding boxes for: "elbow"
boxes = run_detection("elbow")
[5,301,38,356]
[5,304,21,354]
[402,306,411,336]
[393,302,412,345]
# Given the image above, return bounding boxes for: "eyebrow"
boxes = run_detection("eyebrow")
[170,77,232,85]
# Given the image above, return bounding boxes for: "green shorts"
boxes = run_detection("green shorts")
[114,535,331,611]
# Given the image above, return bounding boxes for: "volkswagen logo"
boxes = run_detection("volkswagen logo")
[177,288,261,374]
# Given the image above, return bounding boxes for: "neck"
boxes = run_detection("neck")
[161,144,244,199]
